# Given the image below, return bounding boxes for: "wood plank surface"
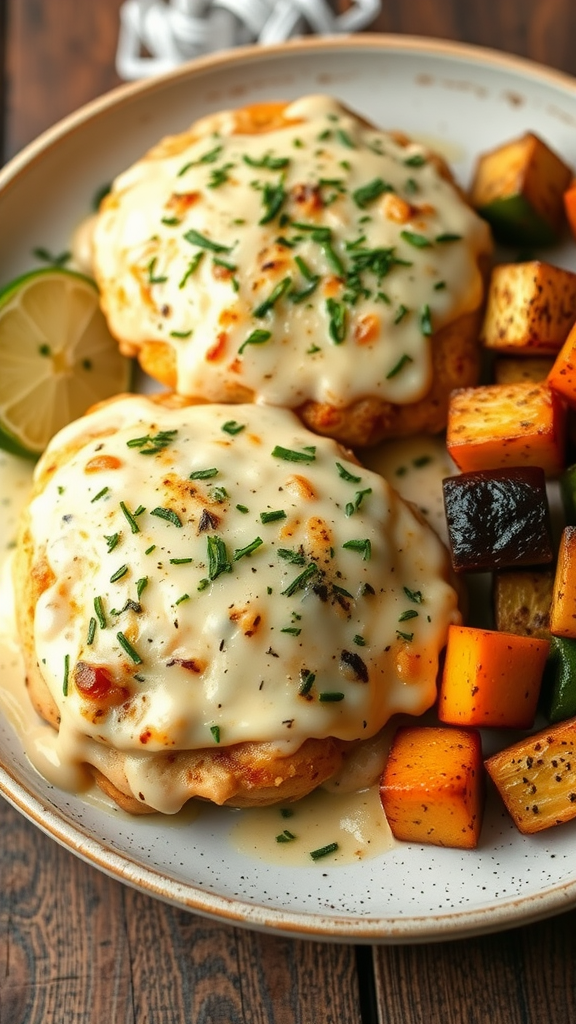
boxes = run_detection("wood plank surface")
[3,1,576,1022]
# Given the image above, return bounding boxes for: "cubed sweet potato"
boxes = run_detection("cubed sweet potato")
[380,726,484,849]
[438,624,549,728]
[548,321,576,406]
[493,356,554,385]
[480,261,576,355]
[446,381,566,477]
[549,526,576,638]
[493,567,554,638]
[485,717,576,834]
[469,132,572,245]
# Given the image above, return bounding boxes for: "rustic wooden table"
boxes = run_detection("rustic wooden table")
[2,1,576,1021]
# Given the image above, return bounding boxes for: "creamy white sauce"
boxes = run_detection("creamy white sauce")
[93,94,491,409]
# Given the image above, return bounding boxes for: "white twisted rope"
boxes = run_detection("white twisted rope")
[116,0,382,80]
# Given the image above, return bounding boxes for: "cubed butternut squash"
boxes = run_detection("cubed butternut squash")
[446,381,566,477]
[550,526,576,638]
[485,717,576,834]
[548,320,576,406]
[493,567,554,638]
[438,624,549,729]
[380,726,484,849]
[480,261,576,355]
[493,356,554,386]
[442,467,554,573]
[469,132,572,245]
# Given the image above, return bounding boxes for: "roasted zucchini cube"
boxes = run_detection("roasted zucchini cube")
[442,467,554,573]
[485,717,576,834]
[380,726,484,849]
[493,356,554,385]
[469,132,572,245]
[493,566,554,638]
[480,261,576,354]
[446,381,566,477]
[540,636,576,723]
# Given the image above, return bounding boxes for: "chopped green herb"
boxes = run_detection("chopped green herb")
[104,533,120,552]
[281,626,301,636]
[413,455,432,468]
[120,501,140,534]
[170,329,193,339]
[39,343,51,356]
[175,593,190,606]
[400,230,432,248]
[86,618,96,646]
[179,252,204,288]
[435,233,462,243]
[136,577,148,599]
[207,535,232,580]
[299,670,316,696]
[91,486,109,503]
[353,634,366,646]
[336,128,355,148]
[233,537,263,561]
[169,557,193,565]
[319,692,345,702]
[271,445,316,463]
[353,177,393,208]
[386,353,413,379]
[243,153,290,170]
[210,486,228,504]
[257,179,286,225]
[236,504,249,514]
[434,280,446,291]
[110,564,128,583]
[208,162,233,189]
[63,654,70,696]
[404,154,426,167]
[260,509,286,524]
[222,420,245,435]
[126,429,178,455]
[146,257,168,284]
[326,298,347,344]
[405,177,419,194]
[345,488,372,517]
[33,247,71,267]
[399,609,419,621]
[394,305,409,325]
[94,596,106,629]
[116,632,143,664]
[197,578,210,591]
[276,830,297,843]
[342,538,372,561]
[150,507,183,527]
[403,586,423,603]
[161,216,181,226]
[238,328,272,355]
[210,725,221,743]
[145,545,156,555]
[421,304,433,336]
[282,563,318,597]
[278,548,306,566]
[336,462,362,484]
[253,276,292,317]
[189,467,218,480]
[310,842,339,860]
[183,228,232,253]
[396,630,414,642]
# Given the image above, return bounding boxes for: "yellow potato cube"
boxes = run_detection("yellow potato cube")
[480,261,576,355]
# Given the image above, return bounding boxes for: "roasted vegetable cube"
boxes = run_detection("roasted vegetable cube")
[485,718,576,834]
[560,462,576,525]
[442,467,554,573]
[380,726,484,849]
[480,261,576,355]
[540,636,576,723]
[548,321,576,406]
[469,132,572,245]
[564,180,576,240]
[493,566,554,638]
[550,526,576,638]
[493,356,554,385]
[446,381,566,477]
[438,624,548,729]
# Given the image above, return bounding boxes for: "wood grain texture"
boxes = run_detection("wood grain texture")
[373,913,576,1024]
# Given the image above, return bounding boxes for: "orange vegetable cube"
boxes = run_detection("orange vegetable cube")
[548,321,576,406]
[380,726,484,849]
[438,624,549,729]
[550,526,576,638]
[485,717,576,834]
[446,381,566,477]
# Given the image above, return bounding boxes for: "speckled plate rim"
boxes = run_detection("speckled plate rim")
[2,33,576,943]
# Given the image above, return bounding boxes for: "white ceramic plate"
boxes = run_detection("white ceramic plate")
[2,35,576,944]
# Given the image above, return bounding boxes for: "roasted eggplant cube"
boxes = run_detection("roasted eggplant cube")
[469,131,572,246]
[442,467,554,572]
[493,566,554,638]
[540,636,576,723]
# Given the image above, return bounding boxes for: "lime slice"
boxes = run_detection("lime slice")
[0,267,132,459]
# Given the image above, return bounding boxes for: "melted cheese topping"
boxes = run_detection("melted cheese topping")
[92,94,491,408]
[25,397,460,762]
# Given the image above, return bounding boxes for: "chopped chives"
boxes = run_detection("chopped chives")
[404,153,426,167]
[104,533,120,552]
[421,304,433,336]
[342,538,372,561]
[63,654,70,696]
[233,537,263,561]
[278,548,306,566]
[336,462,361,484]
[238,329,272,355]
[352,177,392,208]
[400,230,432,248]
[120,501,140,533]
[271,445,316,463]
[336,128,355,148]
[94,596,106,629]
[319,692,345,702]
[353,634,366,646]
[260,509,286,524]
[150,507,183,527]
[91,486,109,503]
[396,630,414,642]
[236,504,249,514]
[276,830,297,843]
[145,544,156,555]
[399,609,418,621]
[116,632,143,664]
[169,557,193,564]
[326,298,346,344]
[136,577,148,599]
[404,586,423,603]
[179,252,204,288]
[386,353,413,379]
[189,468,218,480]
[170,329,193,339]
[86,617,96,645]
[210,725,221,743]
[299,670,316,696]
[110,565,128,583]
[253,276,292,317]
[207,535,232,580]
[310,842,339,860]
[435,232,462,243]
[222,420,245,435]
[394,305,409,325]
[281,626,301,636]
[175,593,190,605]
[282,563,318,597]
[197,578,210,591]
[183,228,232,253]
